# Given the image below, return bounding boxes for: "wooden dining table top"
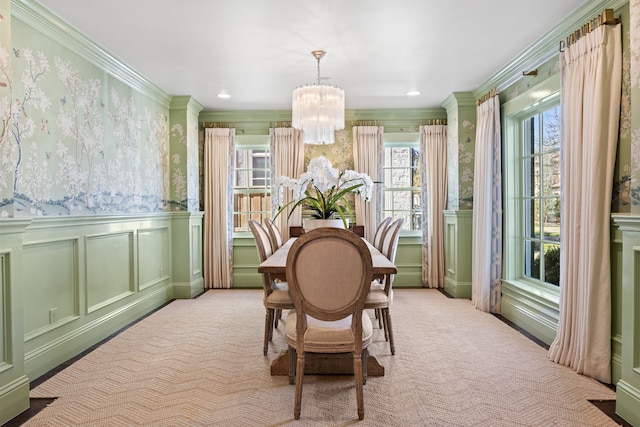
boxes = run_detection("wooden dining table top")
[257,237,397,275]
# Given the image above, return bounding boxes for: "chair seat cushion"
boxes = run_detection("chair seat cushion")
[365,288,392,307]
[266,287,293,307]
[285,312,373,353]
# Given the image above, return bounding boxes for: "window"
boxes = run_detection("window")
[233,148,271,233]
[522,105,561,286]
[382,145,421,231]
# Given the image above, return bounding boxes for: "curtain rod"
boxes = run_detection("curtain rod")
[559,8,619,52]
[202,122,233,129]
[477,88,498,106]
[350,120,380,126]
[421,119,447,126]
[270,121,292,128]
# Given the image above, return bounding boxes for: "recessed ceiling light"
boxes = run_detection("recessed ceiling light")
[406,90,421,96]
[217,92,231,99]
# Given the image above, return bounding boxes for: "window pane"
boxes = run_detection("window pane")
[542,152,560,197]
[233,148,271,232]
[532,115,540,153]
[543,198,560,242]
[520,104,561,287]
[382,144,421,231]
[524,240,540,280]
[393,168,411,187]
[412,190,421,209]
[533,156,540,197]
[524,198,534,239]
[542,106,560,151]
[544,243,561,286]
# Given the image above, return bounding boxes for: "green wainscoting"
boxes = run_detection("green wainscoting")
[232,233,424,289]
[233,235,263,289]
[443,210,472,299]
[0,220,31,426]
[0,212,204,424]
[611,214,640,426]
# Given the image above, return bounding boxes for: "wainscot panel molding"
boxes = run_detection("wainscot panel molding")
[610,222,624,385]
[20,214,177,380]
[611,214,640,426]
[171,212,204,298]
[443,210,472,298]
[233,235,262,289]
[0,220,31,425]
[0,211,204,416]
[393,235,423,288]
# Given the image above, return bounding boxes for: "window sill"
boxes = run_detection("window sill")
[501,278,560,306]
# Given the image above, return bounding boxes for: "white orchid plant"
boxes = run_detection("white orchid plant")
[273,156,374,227]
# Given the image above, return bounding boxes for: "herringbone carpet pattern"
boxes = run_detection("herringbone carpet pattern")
[25,289,616,426]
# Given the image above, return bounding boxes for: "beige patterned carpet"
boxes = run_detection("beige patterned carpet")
[25,289,617,426]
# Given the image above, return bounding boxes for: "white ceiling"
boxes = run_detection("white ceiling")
[36,0,587,112]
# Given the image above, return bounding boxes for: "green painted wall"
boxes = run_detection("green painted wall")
[0,2,205,423]
[1,0,639,424]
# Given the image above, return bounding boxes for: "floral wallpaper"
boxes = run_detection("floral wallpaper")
[458,115,475,210]
[446,112,459,210]
[445,98,476,211]
[0,0,13,214]
[630,0,640,212]
[304,127,354,171]
[0,14,175,217]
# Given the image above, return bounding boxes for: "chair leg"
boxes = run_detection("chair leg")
[353,352,365,420]
[288,346,296,385]
[270,308,277,341]
[384,308,395,355]
[274,308,281,328]
[263,309,274,356]
[294,350,305,420]
[376,308,383,329]
[381,309,389,341]
[361,348,368,385]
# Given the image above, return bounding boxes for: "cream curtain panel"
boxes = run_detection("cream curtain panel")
[420,125,448,288]
[353,126,384,241]
[471,95,502,313]
[547,23,621,384]
[270,127,305,241]
[203,128,235,289]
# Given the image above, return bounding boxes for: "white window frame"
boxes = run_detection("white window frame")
[233,135,271,235]
[502,74,561,302]
[382,133,421,235]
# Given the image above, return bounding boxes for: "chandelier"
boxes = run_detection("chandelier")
[292,50,345,145]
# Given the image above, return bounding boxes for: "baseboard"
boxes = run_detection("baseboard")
[443,277,471,299]
[172,277,204,299]
[616,380,640,426]
[0,375,30,426]
[24,285,174,380]
[500,297,557,346]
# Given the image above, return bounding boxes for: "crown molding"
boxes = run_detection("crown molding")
[170,96,204,115]
[12,0,172,109]
[474,0,629,97]
[199,108,446,135]
[441,92,476,112]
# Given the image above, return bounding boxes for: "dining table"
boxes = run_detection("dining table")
[258,235,397,377]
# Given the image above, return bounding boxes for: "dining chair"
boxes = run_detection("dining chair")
[365,217,403,355]
[264,217,284,252]
[372,217,392,252]
[248,219,294,356]
[285,228,374,421]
